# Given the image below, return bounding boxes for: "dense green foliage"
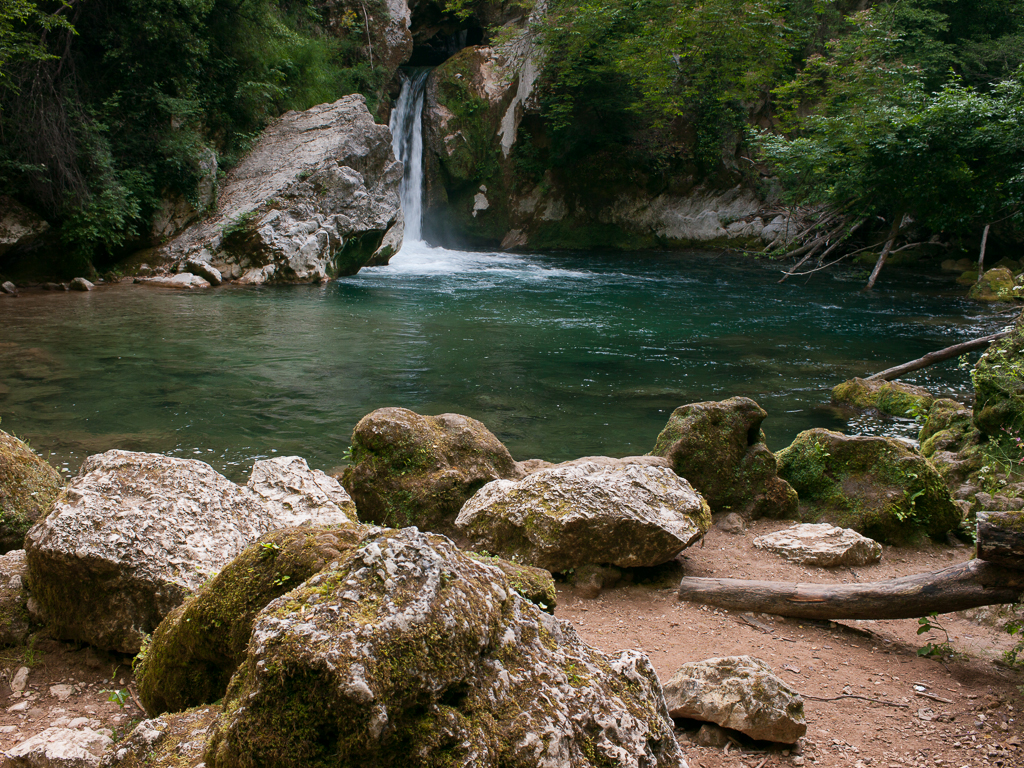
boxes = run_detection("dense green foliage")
[757,0,1024,240]
[0,0,385,273]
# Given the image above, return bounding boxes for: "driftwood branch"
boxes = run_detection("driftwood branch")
[864,331,1011,381]
[677,559,1024,620]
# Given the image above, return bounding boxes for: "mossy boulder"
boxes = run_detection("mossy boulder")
[973,322,1024,437]
[920,398,977,457]
[204,527,686,768]
[455,461,711,572]
[135,524,367,717]
[0,428,63,553]
[341,408,524,533]
[0,550,32,646]
[466,552,557,613]
[968,267,1021,302]
[100,706,221,768]
[831,377,933,420]
[776,429,961,543]
[651,397,798,518]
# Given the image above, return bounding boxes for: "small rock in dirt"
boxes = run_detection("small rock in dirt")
[663,655,807,743]
[10,666,28,692]
[694,722,731,747]
[1,281,16,295]
[5,726,112,767]
[753,523,882,567]
[50,684,75,701]
[7,700,28,712]
[717,512,747,534]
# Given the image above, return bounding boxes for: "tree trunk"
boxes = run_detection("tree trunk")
[865,331,1011,381]
[864,213,904,291]
[977,223,991,282]
[676,559,1024,620]
[977,511,1024,569]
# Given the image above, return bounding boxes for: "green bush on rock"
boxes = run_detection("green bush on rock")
[777,429,961,544]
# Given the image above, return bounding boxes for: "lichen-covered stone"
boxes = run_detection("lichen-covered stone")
[341,408,523,533]
[753,523,882,567]
[248,455,358,525]
[968,267,1020,302]
[0,550,32,646]
[0,428,63,553]
[205,528,687,768]
[100,706,221,768]
[136,524,367,716]
[973,321,1024,437]
[466,552,557,613]
[651,397,797,519]
[25,450,354,654]
[455,461,710,572]
[831,377,933,420]
[777,429,961,544]
[663,656,806,744]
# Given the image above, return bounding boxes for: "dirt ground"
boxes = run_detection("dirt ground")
[0,518,1021,767]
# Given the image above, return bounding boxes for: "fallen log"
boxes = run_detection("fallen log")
[677,559,1024,620]
[977,510,1024,569]
[865,331,1011,381]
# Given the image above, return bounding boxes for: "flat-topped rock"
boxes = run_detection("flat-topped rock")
[754,523,882,566]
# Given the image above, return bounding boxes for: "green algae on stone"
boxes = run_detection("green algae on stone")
[341,408,523,534]
[651,397,797,519]
[204,528,685,768]
[831,378,934,420]
[777,428,961,544]
[135,523,366,716]
[0,428,63,553]
[968,268,1021,302]
[973,319,1024,437]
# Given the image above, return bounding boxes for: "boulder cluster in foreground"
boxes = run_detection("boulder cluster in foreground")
[2,382,983,765]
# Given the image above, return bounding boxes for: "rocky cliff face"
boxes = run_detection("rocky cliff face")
[160,95,403,284]
[420,34,789,252]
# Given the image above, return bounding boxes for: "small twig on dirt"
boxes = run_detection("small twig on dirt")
[801,693,909,708]
[915,690,953,704]
[723,741,731,756]
[753,757,770,768]
[128,684,144,712]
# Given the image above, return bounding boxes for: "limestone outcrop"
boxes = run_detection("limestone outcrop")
[204,527,687,768]
[651,397,798,519]
[25,450,354,653]
[341,407,523,533]
[161,96,402,284]
[0,428,64,553]
[456,461,710,571]
[662,656,806,744]
[777,429,961,544]
[753,523,883,567]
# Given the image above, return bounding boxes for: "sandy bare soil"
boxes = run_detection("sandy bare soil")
[0,518,1021,767]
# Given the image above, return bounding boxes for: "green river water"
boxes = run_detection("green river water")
[0,247,1008,481]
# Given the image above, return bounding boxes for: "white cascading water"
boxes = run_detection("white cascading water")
[389,69,431,246]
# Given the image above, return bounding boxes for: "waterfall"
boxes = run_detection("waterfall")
[389,69,431,246]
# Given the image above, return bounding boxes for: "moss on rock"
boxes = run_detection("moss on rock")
[0,429,62,553]
[341,408,523,533]
[831,378,933,420]
[973,319,1024,437]
[651,397,797,518]
[919,398,978,457]
[99,706,221,767]
[777,429,961,544]
[466,552,557,613]
[968,268,1021,302]
[135,524,366,716]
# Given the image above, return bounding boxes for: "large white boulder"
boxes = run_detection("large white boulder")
[25,450,351,653]
[5,727,112,768]
[205,528,688,768]
[247,455,357,525]
[455,461,711,571]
